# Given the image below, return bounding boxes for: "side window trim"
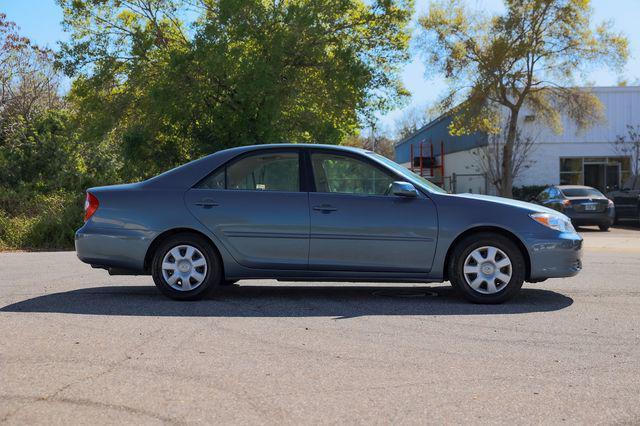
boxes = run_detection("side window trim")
[194,148,305,193]
[301,149,315,193]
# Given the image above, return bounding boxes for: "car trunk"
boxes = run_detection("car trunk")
[568,197,609,213]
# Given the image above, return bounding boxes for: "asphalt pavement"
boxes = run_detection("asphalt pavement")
[1,226,639,424]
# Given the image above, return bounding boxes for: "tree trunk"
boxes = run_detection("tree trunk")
[500,110,519,198]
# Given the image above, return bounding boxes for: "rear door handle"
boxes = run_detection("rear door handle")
[313,204,337,213]
[194,199,219,208]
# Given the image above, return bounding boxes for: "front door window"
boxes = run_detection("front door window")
[310,152,395,196]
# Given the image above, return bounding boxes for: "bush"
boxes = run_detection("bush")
[0,189,84,250]
[512,185,549,202]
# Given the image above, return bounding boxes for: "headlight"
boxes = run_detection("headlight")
[530,212,575,232]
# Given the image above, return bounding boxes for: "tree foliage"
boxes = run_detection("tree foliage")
[58,0,412,180]
[473,124,537,195]
[418,0,628,197]
[0,13,85,191]
[0,14,90,250]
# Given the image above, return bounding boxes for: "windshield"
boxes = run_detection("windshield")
[561,187,604,197]
[368,152,447,194]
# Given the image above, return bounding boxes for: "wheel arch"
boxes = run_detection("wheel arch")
[443,226,531,282]
[144,227,224,275]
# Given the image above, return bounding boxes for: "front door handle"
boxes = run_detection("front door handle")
[313,204,337,213]
[194,199,219,208]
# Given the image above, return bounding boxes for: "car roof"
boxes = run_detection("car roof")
[143,143,373,190]
[216,143,370,156]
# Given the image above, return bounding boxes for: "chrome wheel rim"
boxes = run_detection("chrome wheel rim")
[161,245,207,292]
[463,246,512,295]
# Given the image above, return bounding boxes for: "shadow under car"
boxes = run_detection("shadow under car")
[0,284,574,318]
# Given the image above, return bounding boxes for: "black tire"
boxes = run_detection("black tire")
[448,232,525,304]
[598,225,610,231]
[151,233,222,300]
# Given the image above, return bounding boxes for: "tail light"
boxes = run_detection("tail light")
[561,199,571,209]
[84,192,99,222]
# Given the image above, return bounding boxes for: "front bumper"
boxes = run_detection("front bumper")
[527,231,583,280]
[75,224,157,272]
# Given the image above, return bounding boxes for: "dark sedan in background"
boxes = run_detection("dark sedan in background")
[607,175,640,223]
[533,185,615,231]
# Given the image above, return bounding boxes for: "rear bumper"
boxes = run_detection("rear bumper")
[75,224,156,272]
[566,209,614,226]
[527,232,583,280]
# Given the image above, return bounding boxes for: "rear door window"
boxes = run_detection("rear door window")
[197,151,300,192]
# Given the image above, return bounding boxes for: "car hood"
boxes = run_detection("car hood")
[452,193,559,215]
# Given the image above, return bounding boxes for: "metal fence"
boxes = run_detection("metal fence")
[450,173,488,194]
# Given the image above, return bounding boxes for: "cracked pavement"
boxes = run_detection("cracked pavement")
[1,226,639,424]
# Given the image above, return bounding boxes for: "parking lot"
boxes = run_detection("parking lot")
[1,226,639,424]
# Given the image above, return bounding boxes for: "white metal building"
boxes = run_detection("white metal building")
[394,86,640,194]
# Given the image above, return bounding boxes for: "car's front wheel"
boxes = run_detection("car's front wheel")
[151,233,222,300]
[448,233,525,304]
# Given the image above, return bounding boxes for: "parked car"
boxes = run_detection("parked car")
[76,144,583,304]
[607,175,640,223]
[532,185,615,231]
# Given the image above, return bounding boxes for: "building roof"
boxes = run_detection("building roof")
[393,86,640,163]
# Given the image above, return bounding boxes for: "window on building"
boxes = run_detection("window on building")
[616,157,632,186]
[559,156,632,191]
[560,158,583,185]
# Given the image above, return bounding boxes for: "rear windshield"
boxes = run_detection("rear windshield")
[561,188,604,197]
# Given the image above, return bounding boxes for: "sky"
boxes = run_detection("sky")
[3,0,640,135]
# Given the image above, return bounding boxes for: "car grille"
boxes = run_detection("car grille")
[570,259,582,272]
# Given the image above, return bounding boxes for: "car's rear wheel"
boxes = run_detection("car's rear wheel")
[151,233,222,300]
[599,225,610,231]
[448,233,525,304]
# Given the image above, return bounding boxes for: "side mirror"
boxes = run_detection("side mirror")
[391,181,418,198]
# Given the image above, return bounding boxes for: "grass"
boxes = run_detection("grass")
[0,190,84,250]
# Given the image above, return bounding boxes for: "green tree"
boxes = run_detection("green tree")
[418,0,628,197]
[58,0,412,181]
[0,13,85,191]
